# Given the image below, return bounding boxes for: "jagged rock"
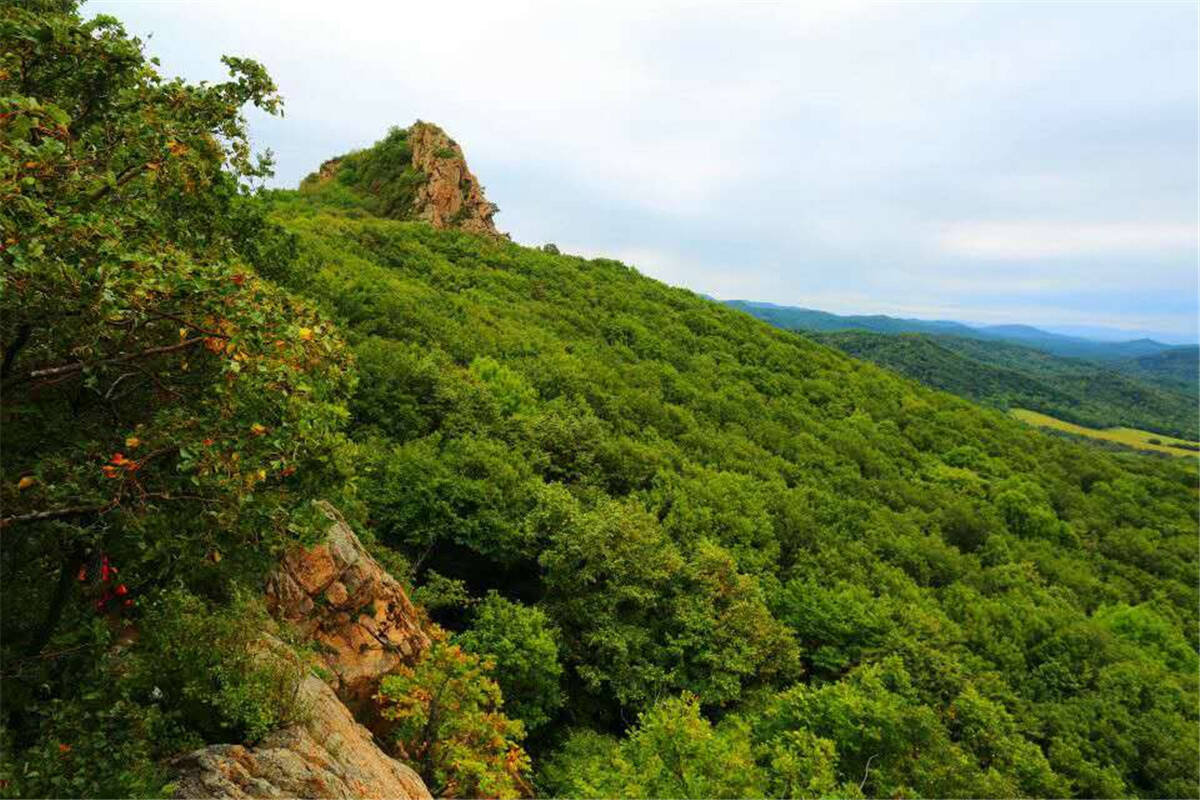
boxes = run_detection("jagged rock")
[407,120,500,236]
[265,501,430,715]
[302,121,501,237]
[172,671,431,800]
[173,506,435,798]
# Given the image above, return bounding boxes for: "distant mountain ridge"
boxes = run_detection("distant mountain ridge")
[724,300,1195,364]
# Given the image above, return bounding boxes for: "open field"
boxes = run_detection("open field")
[1011,408,1200,457]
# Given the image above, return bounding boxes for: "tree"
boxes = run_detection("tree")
[455,592,564,733]
[1,3,353,786]
[541,694,766,799]
[376,637,531,799]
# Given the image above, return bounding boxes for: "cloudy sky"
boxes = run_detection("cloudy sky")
[87,1,1198,341]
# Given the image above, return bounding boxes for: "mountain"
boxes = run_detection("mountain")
[808,330,1198,439]
[724,300,982,337]
[1118,345,1200,397]
[262,130,1196,797]
[972,325,1178,362]
[300,121,501,235]
[729,300,1197,427]
[1039,323,1197,345]
[726,299,1183,362]
[3,8,1198,798]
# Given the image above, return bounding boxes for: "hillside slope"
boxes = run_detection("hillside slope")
[261,128,1200,798]
[1118,345,1200,397]
[809,331,1198,440]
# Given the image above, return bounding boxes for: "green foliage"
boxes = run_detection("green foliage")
[410,569,474,612]
[129,589,307,744]
[0,686,176,799]
[0,3,352,787]
[456,593,564,733]
[0,588,301,798]
[377,637,530,799]
[808,330,1198,439]
[537,494,795,711]
[299,126,427,219]
[541,694,768,799]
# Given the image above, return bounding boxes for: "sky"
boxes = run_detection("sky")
[87,1,1199,343]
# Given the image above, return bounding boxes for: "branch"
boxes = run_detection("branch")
[0,502,114,529]
[84,162,147,205]
[5,337,205,388]
[1,482,204,530]
[142,492,215,504]
[146,310,229,339]
[858,753,879,793]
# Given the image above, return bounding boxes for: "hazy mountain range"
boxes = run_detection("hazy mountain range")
[722,300,1199,363]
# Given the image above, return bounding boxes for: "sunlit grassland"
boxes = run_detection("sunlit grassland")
[1011,408,1200,457]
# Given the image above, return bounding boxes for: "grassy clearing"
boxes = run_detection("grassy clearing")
[1010,408,1200,457]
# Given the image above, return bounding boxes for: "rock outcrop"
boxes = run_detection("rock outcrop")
[265,502,430,715]
[173,503,433,798]
[172,671,431,800]
[302,121,501,236]
[407,121,500,236]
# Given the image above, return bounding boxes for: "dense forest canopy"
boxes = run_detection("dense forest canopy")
[2,4,1198,799]
[804,330,1198,440]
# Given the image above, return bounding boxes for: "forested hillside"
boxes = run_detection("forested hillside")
[265,153,1198,796]
[2,6,1198,799]
[1118,345,1200,397]
[807,331,1198,440]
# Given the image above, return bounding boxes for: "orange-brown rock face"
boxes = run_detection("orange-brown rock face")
[265,501,430,714]
[407,121,500,236]
[173,503,434,799]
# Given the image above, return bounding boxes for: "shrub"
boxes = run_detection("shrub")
[129,588,307,744]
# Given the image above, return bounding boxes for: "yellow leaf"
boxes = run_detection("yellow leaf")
[179,327,189,339]
[125,436,141,449]
[298,327,314,341]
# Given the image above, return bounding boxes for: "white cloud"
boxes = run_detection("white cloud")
[935,221,1197,260]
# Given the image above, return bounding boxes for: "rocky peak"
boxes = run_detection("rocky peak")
[407,121,500,236]
[303,121,501,236]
